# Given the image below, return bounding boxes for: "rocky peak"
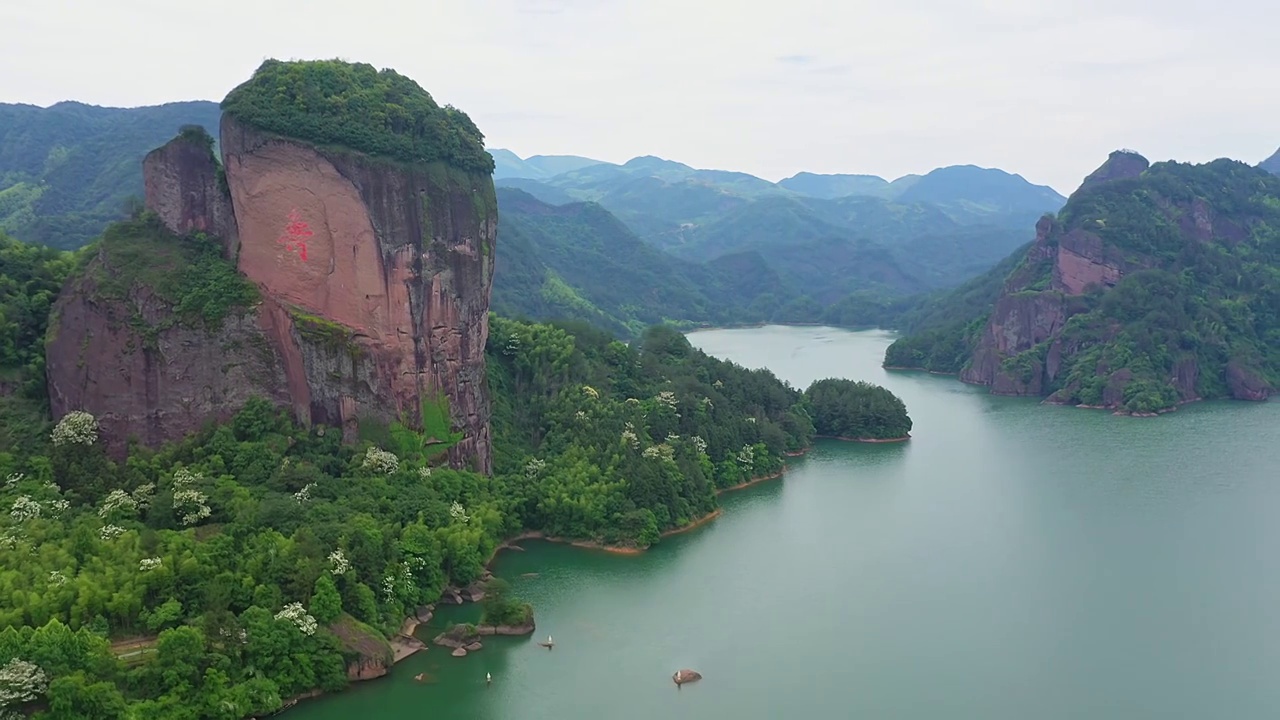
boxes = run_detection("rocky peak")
[1261,147,1280,175]
[47,60,497,473]
[1078,149,1149,192]
[142,125,239,260]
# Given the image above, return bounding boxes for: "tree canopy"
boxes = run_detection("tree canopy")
[220,59,493,174]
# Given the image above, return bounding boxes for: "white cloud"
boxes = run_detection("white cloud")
[1,0,1277,193]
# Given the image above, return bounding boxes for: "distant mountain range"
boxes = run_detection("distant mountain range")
[490,149,1067,317]
[5,101,1200,342]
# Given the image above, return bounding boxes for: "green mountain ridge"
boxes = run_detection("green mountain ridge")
[0,100,221,249]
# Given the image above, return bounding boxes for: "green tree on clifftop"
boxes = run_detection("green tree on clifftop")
[221,59,494,173]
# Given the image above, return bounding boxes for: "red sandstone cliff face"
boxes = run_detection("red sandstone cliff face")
[47,115,496,472]
[220,115,495,472]
[45,252,292,457]
[143,130,239,259]
[960,154,1150,395]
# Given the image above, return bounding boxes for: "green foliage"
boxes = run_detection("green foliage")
[310,575,343,625]
[221,59,493,173]
[804,379,912,440]
[479,578,531,627]
[88,216,258,333]
[886,158,1280,408]
[290,310,360,356]
[0,230,76,407]
[486,316,813,544]
[0,100,222,250]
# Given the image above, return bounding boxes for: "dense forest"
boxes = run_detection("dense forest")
[885,157,1280,412]
[804,379,913,441]
[0,214,834,714]
[220,60,493,173]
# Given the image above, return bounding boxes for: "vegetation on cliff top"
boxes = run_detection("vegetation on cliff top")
[88,214,259,331]
[221,59,493,174]
[804,379,912,440]
[885,158,1280,411]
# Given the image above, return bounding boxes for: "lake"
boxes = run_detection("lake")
[289,325,1280,719]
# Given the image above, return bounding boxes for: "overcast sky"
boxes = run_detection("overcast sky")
[3,0,1277,194]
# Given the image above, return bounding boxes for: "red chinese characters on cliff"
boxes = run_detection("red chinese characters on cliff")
[278,209,313,261]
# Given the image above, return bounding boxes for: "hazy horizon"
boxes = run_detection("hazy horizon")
[3,0,1277,193]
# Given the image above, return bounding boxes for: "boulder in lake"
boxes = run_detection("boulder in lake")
[673,669,702,685]
[451,647,467,657]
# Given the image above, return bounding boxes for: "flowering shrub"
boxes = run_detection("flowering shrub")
[524,458,545,479]
[361,446,399,474]
[417,466,432,479]
[293,483,316,503]
[642,444,675,462]
[691,436,708,455]
[581,385,599,399]
[47,571,67,587]
[621,422,639,449]
[9,496,40,522]
[51,411,98,447]
[449,502,470,524]
[171,469,210,526]
[139,557,162,572]
[100,524,126,541]
[274,602,317,636]
[736,444,755,467]
[98,489,139,519]
[328,549,350,576]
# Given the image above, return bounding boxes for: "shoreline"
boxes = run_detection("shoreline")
[484,465,795,567]
[883,365,957,376]
[815,433,911,443]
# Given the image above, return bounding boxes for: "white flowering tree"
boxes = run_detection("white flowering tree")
[361,446,399,474]
[274,602,318,636]
[51,410,99,447]
[171,468,211,526]
[98,489,139,520]
[0,658,48,708]
[449,501,470,524]
[328,549,350,576]
[292,483,316,503]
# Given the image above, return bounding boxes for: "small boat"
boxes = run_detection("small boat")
[486,672,492,685]
[537,634,555,649]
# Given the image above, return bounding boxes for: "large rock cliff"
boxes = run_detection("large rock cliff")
[888,150,1280,414]
[219,113,495,471]
[47,60,497,471]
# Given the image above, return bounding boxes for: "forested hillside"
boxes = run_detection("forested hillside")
[885,152,1280,413]
[0,267,818,715]
[0,101,220,249]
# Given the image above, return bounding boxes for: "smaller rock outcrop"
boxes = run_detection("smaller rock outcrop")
[1261,147,1280,176]
[142,125,239,259]
[1078,149,1149,191]
[433,624,481,649]
[451,647,467,658]
[328,615,395,682]
[673,669,702,685]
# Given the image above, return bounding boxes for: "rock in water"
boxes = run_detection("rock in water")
[46,60,497,472]
[451,647,467,658]
[672,669,702,685]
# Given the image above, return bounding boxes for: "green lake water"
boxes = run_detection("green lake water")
[289,325,1280,719]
